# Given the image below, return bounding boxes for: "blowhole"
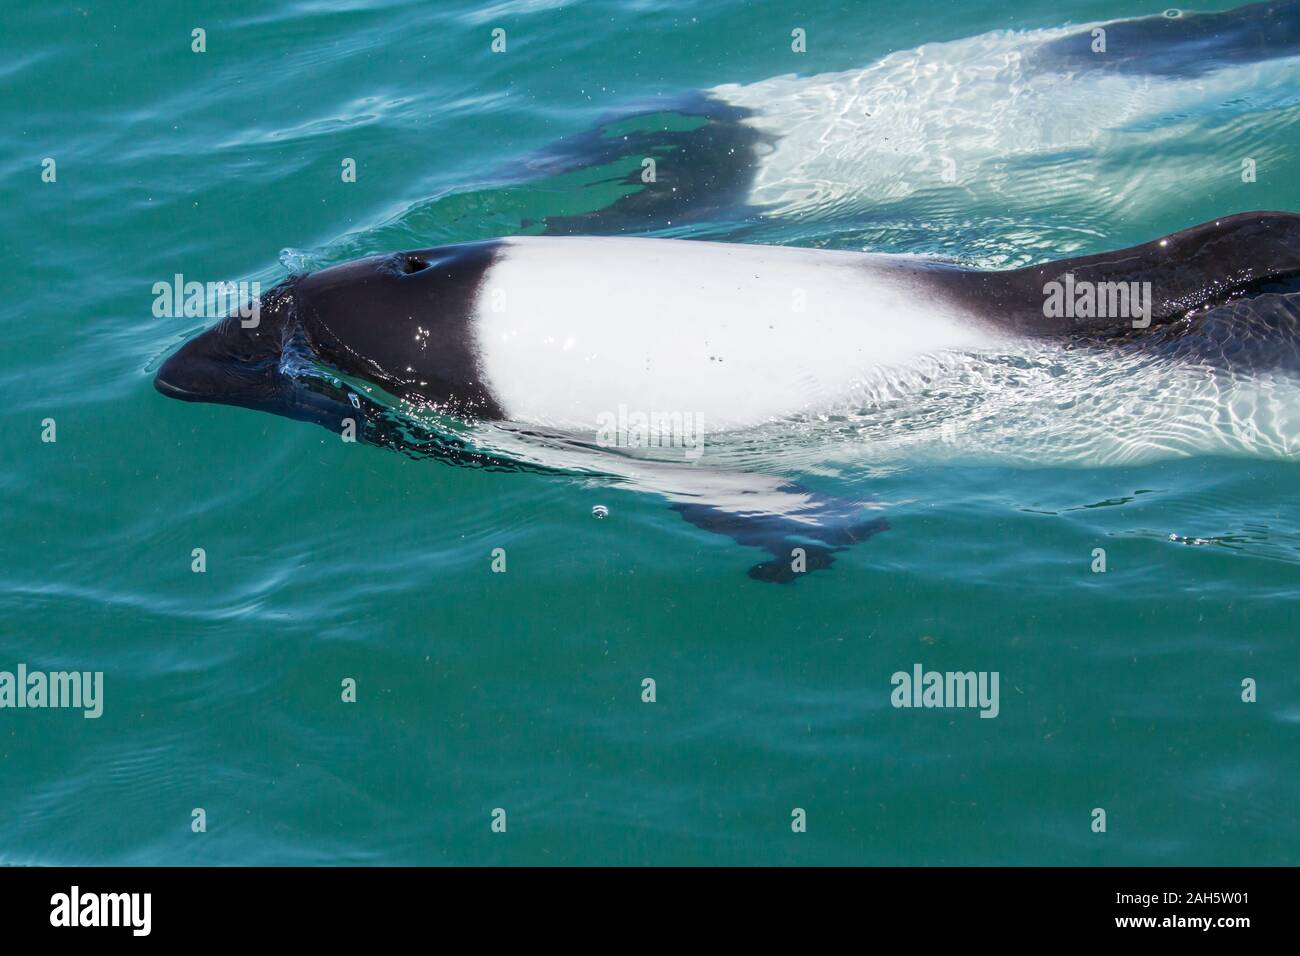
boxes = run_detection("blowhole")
[401,254,430,274]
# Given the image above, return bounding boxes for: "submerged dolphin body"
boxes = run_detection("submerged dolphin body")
[155,212,1300,579]
[388,1,1300,237]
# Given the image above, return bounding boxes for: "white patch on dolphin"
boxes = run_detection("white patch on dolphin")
[472,235,1002,431]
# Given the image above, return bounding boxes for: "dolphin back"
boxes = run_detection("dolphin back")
[1031,1,1300,77]
[928,211,1300,337]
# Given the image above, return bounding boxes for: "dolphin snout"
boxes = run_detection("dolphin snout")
[154,307,287,406]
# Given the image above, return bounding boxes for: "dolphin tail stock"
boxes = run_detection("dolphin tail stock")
[930,211,1300,338]
[1030,0,1300,77]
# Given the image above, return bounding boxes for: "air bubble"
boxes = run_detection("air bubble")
[279,248,314,271]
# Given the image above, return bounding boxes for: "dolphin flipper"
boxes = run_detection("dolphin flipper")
[670,484,890,584]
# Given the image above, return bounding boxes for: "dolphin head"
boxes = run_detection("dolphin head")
[154,278,366,430]
[155,240,504,427]
[154,280,297,409]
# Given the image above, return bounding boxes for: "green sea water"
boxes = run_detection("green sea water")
[1,0,1297,865]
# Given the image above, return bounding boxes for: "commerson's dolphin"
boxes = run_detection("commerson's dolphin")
[154,1,1300,580]
[156,212,1300,425]
[155,212,1300,578]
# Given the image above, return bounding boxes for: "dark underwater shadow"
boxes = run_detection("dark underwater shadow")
[317,387,888,584]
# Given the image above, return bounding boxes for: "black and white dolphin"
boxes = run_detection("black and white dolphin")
[155,212,1300,426]
[154,212,1300,578]
[151,0,1300,579]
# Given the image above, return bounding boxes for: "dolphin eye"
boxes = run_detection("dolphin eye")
[400,254,430,274]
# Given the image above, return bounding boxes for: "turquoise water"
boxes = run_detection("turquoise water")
[2,0,1298,865]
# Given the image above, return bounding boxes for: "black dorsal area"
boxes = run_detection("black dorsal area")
[925,211,1300,338]
[1030,1,1300,77]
